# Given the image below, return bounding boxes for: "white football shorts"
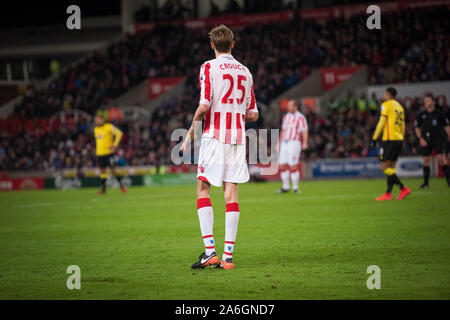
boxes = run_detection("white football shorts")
[279,140,302,166]
[197,137,249,187]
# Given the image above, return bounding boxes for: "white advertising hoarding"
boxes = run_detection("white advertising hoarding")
[396,156,423,178]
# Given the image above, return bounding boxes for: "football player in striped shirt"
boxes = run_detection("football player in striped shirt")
[180,25,258,270]
[277,100,308,193]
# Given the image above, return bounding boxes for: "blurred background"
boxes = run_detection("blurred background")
[0,0,449,190]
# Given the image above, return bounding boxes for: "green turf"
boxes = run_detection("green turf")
[0,178,449,299]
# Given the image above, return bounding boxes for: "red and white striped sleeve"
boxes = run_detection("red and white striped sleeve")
[300,114,308,132]
[246,72,258,113]
[199,62,212,107]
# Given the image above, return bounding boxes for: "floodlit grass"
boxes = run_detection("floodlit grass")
[0,178,449,299]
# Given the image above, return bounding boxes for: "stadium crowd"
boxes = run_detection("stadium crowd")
[2,5,449,171]
[1,100,181,171]
[134,0,295,22]
[134,0,194,22]
[2,93,445,171]
[11,5,449,119]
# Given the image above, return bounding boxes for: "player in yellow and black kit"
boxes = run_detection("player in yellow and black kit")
[370,87,411,201]
[94,115,126,194]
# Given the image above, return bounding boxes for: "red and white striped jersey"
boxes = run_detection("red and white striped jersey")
[281,111,308,141]
[199,54,257,145]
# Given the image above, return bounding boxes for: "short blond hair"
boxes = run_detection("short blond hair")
[209,24,234,53]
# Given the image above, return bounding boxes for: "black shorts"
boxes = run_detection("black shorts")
[379,141,403,162]
[420,138,447,156]
[97,154,115,169]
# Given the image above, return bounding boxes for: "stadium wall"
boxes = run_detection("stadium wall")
[112,77,186,113]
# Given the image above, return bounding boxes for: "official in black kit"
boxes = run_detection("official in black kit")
[414,94,450,188]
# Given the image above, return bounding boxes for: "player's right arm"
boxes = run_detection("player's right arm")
[414,113,427,147]
[181,103,210,152]
[246,111,259,122]
[371,103,387,147]
[372,116,386,141]
[93,127,98,154]
[181,63,213,152]
[414,127,427,146]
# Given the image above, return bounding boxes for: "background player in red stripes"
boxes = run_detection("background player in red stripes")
[180,25,258,270]
[277,100,308,193]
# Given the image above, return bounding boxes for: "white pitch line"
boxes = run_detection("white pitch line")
[6,189,446,210]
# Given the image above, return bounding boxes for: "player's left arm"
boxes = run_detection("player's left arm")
[302,130,309,150]
[439,112,450,141]
[111,125,123,151]
[301,117,308,150]
[401,113,406,137]
[444,126,450,141]
[245,73,258,122]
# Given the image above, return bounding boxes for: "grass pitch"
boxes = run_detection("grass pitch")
[0,178,449,299]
